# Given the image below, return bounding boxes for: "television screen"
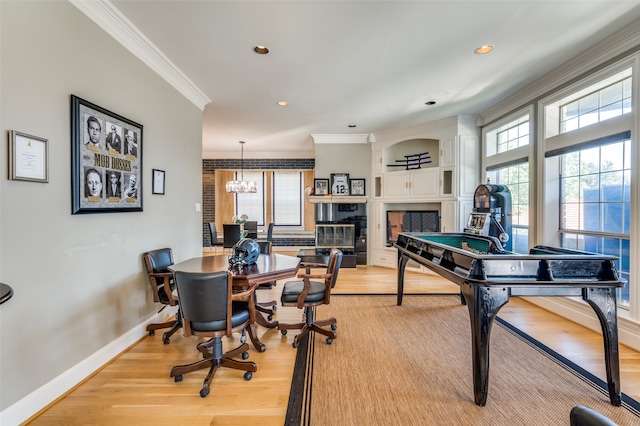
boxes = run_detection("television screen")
[387,210,439,245]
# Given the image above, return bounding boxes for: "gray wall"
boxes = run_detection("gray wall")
[314,143,371,183]
[0,1,203,411]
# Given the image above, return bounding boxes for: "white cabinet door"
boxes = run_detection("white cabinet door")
[440,200,457,233]
[383,172,408,198]
[440,138,455,167]
[410,168,439,198]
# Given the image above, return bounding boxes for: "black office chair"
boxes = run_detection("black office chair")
[266,223,274,242]
[223,224,241,251]
[143,248,182,344]
[278,248,343,348]
[170,271,257,398]
[570,406,618,426]
[208,222,223,254]
[244,221,258,239]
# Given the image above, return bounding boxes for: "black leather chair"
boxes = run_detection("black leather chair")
[244,221,258,239]
[278,248,343,348]
[223,224,241,251]
[570,406,618,426]
[208,222,223,254]
[170,271,257,398]
[143,248,182,344]
[266,222,274,242]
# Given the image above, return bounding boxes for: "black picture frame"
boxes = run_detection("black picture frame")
[152,169,165,195]
[330,173,350,196]
[71,95,142,214]
[350,178,366,196]
[314,178,329,195]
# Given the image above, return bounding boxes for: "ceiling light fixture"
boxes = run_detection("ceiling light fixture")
[226,141,257,193]
[348,124,357,128]
[253,45,270,55]
[425,101,436,105]
[277,101,288,106]
[475,45,494,55]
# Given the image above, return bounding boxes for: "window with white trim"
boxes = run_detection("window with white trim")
[235,171,265,225]
[272,171,302,226]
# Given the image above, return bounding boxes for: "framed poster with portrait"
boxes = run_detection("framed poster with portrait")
[330,173,350,196]
[314,178,329,195]
[71,95,142,214]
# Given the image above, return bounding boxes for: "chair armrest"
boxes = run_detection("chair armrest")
[149,272,177,306]
[297,272,331,280]
[232,287,254,300]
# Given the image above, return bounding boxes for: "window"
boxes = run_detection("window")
[272,171,302,226]
[486,161,529,254]
[483,110,532,254]
[560,77,632,133]
[558,138,631,307]
[235,171,265,225]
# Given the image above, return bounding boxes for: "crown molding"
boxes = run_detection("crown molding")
[479,18,640,125]
[69,0,210,110]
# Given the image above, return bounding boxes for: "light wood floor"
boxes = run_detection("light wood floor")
[25,252,640,425]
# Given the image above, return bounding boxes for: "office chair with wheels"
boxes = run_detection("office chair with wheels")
[254,241,277,322]
[143,248,182,344]
[278,248,343,348]
[170,271,257,398]
[208,222,223,254]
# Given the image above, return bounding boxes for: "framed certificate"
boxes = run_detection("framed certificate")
[330,173,350,196]
[9,130,48,183]
[152,169,165,195]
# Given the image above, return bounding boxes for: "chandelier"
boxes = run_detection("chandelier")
[226,141,257,193]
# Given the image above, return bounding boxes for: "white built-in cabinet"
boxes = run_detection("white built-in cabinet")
[369,116,479,269]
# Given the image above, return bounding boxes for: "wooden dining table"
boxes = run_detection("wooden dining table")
[169,253,300,352]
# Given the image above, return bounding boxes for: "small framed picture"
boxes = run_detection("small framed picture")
[314,178,329,195]
[8,130,48,183]
[152,169,165,195]
[330,173,350,196]
[350,178,365,196]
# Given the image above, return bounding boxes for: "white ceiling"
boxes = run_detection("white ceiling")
[100,1,640,158]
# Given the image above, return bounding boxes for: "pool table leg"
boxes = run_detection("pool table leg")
[461,283,509,406]
[397,253,409,306]
[583,287,622,406]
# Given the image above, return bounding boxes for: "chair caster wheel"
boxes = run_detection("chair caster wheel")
[272,306,277,312]
[267,315,273,321]
[200,388,209,398]
[148,330,155,336]
[174,375,182,382]
[331,324,337,331]
[292,341,300,348]
[244,372,253,380]
[163,337,170,344]
[326,338,333,344]
[242,351,249,360]
[280,330,287,335]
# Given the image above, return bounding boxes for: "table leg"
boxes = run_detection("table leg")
[583,287,622,406]
[461,283,509,406]
[397,253,409,306]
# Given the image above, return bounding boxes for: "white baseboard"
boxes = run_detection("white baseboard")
[0,307,178,426]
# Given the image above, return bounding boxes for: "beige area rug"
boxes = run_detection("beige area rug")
[290,295,640,426]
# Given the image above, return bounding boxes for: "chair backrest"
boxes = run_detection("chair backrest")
[142,248,176,305]
[223,224,241,248]
[244,221,258,239]
[266,223,274,242]
[257,241,272,254]
[208,222,219,245]
[327,248,343,289]
[174,271,232,336]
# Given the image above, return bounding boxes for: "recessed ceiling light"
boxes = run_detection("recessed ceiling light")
[277,101,288,106]
[253,45,270,55]
[348,124,357,128]
[425,101,436,106]
[475,45,494,55]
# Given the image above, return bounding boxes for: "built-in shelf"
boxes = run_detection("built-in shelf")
[306,195,368,204]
